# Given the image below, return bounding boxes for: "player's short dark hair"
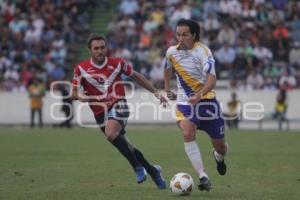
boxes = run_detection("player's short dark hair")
[87,33,106,49]
[176,19,200,41]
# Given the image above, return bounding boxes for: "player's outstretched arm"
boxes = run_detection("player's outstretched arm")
[164,67,177,100]
[130,71,168,106]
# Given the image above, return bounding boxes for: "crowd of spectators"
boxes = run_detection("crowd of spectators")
[1,0,300,92]
[106,0,300,91]
[0,0,96,92]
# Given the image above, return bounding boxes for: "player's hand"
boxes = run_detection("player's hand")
[188,92,202,105]
[77,91,89,102]
[166,90,177,100]
[155,93,169,107]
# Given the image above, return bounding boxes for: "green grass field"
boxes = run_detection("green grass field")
[0,126,299,200]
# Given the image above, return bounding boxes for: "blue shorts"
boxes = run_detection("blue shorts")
[176,99,225,139]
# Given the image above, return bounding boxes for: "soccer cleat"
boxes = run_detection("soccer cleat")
[213,150,227,175]
[198,176,212,191]
[135,166,147,184]
[151,165,167,189]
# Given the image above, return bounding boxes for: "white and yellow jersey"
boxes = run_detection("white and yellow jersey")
[165,42,216,105]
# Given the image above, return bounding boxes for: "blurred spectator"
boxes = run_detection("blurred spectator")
[246,70,264,90]
[273,22,289,40]
[215,43,236,77]
[241,0,256,20]
[119,0,139,16]
[169,2,191,28]
[238,79,251,92]
[289,42,300,67]
[232,53,249,79]
[256,4,268,24]
[107,15,119,34]
[271,0,289,11]
[263,63,281,78]
[28,77,45,128]
[278,69,297,90]
[219,0,233,19]
[268,5,285,25]
[202,0,219,20]
[272,89,288,130]
[149,56,164,89]
[217,24,236,46]
[20,66,31,88]
[113,42,133,60]
[58,83,73,128]
[143,15,159,34]
[253,43,273,65]
[263,77,277,90]
[8,13,27,34]
[4,66,19,83]
[24,25,41,47]
[236,40,254,59]
[0,52,12,72]
[254,0,266,5]
[259,26,274,49]
[12,80,26,92]
[190,1,201,21]
[118,15,136,36]
[203,13,220,33]
[151,7,165,25]
[48,64,66,82]
[148,45,162,65]
[224,92,242,129]
[138,61,150,79]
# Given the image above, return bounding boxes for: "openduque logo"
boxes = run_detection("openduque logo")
[50,81,265,128]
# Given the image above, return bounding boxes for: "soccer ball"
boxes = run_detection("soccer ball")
[170,172,194,195]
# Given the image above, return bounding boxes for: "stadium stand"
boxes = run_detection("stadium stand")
[1,0,300,92]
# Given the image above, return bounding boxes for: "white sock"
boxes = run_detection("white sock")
[184,141,208,178]
[213,143,229,162]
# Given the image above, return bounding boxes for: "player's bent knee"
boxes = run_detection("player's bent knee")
[182,131,196,142]
[179,122,196,142]
[105,131,119,142]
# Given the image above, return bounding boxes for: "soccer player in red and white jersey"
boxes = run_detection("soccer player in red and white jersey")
[71,33,167,189]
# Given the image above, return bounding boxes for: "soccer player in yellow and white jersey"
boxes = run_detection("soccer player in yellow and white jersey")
[164,19,228,191]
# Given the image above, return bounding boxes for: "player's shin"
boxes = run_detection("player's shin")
[184,141,208,178]
[133,148,157,175]
[110,134,142,169]
[110,134,147,183]
[213,142,228,162]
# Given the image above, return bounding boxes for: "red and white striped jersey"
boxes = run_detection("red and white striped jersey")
[72,57,133,115]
